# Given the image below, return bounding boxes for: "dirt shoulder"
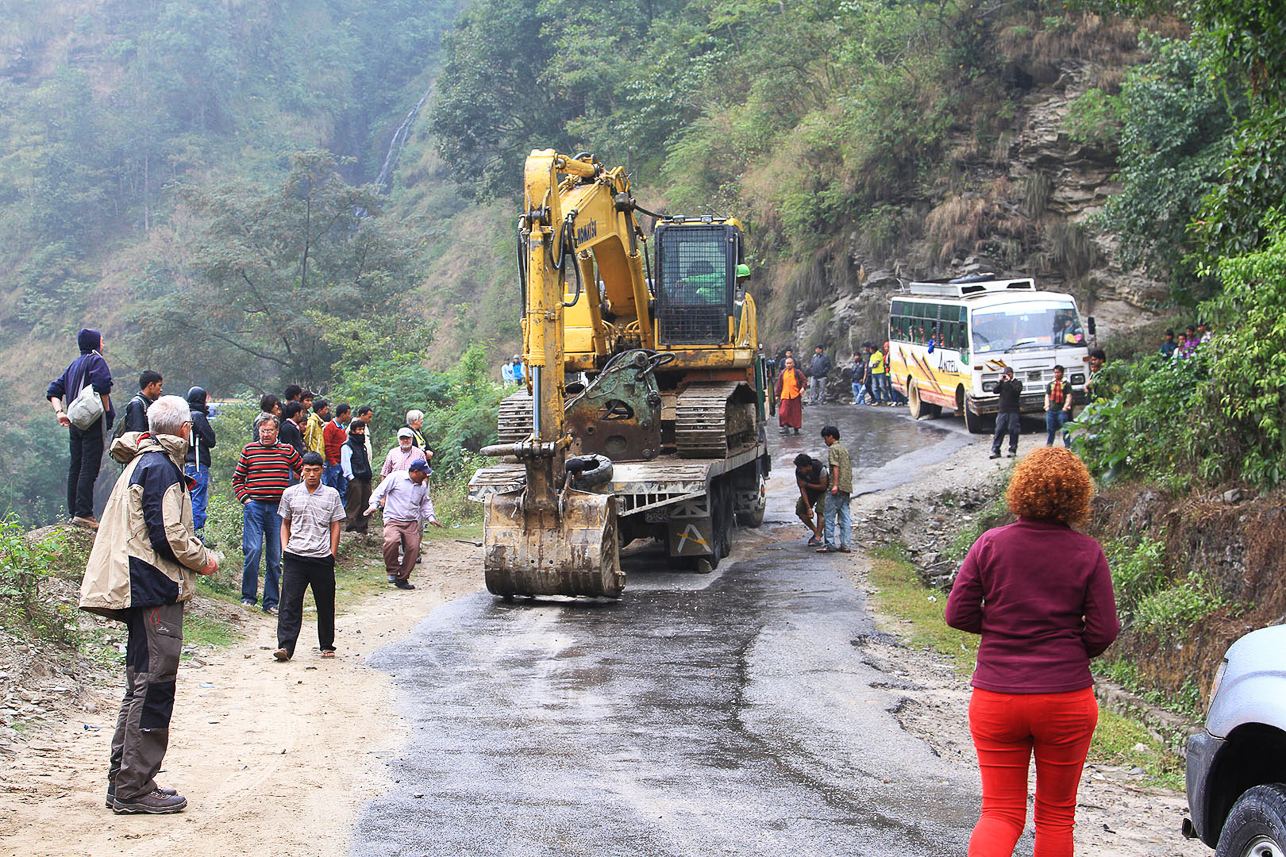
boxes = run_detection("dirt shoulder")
[0,532,479,857]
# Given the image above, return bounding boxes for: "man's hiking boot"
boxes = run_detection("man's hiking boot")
[112,788,188,814]
[71,516,99,530]
[106,784,177,809]
[273,648,290,662]
[394,580,415,590]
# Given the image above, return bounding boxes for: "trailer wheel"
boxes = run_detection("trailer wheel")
[735,461,767,528]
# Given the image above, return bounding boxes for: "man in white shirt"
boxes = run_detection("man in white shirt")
[274,452,345,661]
[366,459,442,589]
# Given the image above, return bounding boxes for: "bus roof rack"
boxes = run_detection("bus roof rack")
[902,277,1036,297]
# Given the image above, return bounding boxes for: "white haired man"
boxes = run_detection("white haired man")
[80,395,218,814]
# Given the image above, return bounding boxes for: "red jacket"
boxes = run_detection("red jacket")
[322,420,347,465]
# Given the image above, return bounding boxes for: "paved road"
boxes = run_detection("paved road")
[352,403,984,856]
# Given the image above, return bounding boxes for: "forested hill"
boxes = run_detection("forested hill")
[1,0,1281,525]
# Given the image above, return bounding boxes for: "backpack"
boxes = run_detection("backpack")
[66,353,106,430]
[112,395,146,440]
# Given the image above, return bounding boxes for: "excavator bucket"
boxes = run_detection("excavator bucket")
[483,489,624,598]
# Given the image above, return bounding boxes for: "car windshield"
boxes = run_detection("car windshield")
[970,301,1085,353]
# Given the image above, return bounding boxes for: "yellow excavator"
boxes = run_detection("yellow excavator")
[469,150,770,598]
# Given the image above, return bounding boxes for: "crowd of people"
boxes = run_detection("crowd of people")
[47,328,443,815]
[1158,321,1213,359]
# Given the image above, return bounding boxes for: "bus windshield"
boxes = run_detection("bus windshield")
[970,301,1085,354]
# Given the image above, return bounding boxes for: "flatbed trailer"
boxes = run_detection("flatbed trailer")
[469,440,769,570]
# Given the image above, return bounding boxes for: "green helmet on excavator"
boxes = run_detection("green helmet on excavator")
[736,263,750,279]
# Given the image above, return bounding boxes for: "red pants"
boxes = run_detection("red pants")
[967,686,1098,857]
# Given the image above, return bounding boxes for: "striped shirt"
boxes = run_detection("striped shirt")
[231,440,302,503]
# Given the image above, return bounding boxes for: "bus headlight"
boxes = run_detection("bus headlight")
[982,381,997,392]
[1071,373,1085,384]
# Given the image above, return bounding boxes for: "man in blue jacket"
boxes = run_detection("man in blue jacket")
[47,328,115,528]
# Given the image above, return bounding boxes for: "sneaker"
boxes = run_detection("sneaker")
[387,574,397,584]
[1007,451,1017,458]
[273,648,290,662]
[106,785,177,809]
[241,599,255,609]
[71,516,99,530]
[989,452,1001,459]
[263,606,279,616]
[112,788,188,814]
[394,580,416,590]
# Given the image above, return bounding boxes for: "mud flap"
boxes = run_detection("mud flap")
[483,489,624,598]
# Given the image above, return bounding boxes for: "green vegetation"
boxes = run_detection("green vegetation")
[0,515,80,647]
[868,546,978,674]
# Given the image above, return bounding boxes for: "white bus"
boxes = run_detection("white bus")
[887,276,1090,433]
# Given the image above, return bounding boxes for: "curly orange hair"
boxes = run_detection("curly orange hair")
[1005,447,1094,525]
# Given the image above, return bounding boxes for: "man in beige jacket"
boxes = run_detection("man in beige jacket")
[80,395,218,814]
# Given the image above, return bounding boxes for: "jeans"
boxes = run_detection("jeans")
[67,420,104,518]
[871,373,890,403]
[184,463,209,530]
[808,375,827,404]
[967,687,1098,857]
[241,499,282,610]
[1045,409,1071,447]
[851,381,866,404]
[991,412,1021,455]
[323,463,347,498]
[822,490,851,549]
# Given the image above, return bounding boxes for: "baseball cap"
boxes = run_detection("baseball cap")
[397,427,414,438]
[408,459,430,473]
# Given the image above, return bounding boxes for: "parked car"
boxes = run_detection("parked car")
[1184,624,1286,856]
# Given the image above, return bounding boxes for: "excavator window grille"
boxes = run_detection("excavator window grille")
[656,227,732,346]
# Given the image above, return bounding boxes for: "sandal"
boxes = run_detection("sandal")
[320,650,335,658]
[807,537,821,547]
[816,546,838,553]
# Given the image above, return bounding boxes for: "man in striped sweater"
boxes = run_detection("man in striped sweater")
[231,414,302,615]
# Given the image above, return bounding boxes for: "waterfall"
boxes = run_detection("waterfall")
[374,85,432,195]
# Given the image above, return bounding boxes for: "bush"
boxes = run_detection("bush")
[1133,573,1226,639]
[1105,535,1167,619]
[0,516,79,646]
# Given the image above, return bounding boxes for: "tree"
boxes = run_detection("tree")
[131,150,423,392]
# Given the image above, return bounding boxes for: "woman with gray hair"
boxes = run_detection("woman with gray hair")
[403,409,432,457]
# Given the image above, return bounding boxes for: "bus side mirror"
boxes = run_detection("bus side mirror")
[1087,316,1096,337]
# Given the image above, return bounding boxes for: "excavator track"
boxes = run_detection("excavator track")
[674,381,756,458]
[496,390,534,444]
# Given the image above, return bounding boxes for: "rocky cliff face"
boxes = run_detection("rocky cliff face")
[782,53,1165,356]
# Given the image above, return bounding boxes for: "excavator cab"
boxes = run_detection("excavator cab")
[654,218,744,348]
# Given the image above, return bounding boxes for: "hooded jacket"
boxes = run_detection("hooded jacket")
[184,386,217,468]
[79,432,211,618]
[47,328,115,426]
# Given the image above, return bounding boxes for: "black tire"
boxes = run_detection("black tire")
[1215,784,1286,857]
[567,454,613,489]
[735,461,767,528]
[961,394,987,434]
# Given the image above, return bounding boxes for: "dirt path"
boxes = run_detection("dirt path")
[0,537,478,857]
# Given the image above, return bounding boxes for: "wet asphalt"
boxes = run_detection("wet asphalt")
[352,402,985,856]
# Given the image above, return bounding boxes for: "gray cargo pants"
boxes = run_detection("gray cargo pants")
[109,602,184,800]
